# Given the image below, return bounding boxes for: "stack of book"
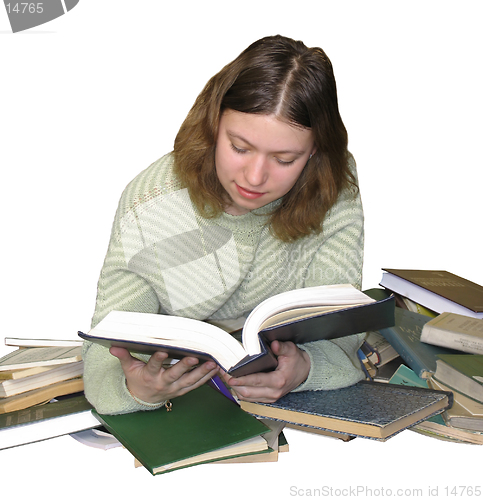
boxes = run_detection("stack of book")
[373,268,483,444]
[80,284,455,475]
[0,279,474,475]
[0,338,100,450]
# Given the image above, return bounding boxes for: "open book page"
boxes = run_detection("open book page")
[259,304,365,330]
[91,311,247,370]
[242,284,374,353]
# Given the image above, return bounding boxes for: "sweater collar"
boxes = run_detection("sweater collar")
[216,199,280,233]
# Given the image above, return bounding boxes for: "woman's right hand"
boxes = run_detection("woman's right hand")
[109,347,219,404]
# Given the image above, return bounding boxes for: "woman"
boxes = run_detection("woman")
[83,35,365,415]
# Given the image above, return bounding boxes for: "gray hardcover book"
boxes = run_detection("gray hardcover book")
[240,380,452,441]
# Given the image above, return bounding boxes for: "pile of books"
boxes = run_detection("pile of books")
[3,276,481,475]
[361,268,483,444]
[0,338,99,450]
[77,284,455,475]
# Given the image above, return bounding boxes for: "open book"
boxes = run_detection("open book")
[79,284,395,376]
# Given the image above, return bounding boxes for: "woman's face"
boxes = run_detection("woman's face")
[215,110,316,215]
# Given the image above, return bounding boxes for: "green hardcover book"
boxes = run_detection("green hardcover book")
[93,384,269,475]
[434,354,483,403]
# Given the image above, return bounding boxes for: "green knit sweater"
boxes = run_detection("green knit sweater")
[83,153,365,414]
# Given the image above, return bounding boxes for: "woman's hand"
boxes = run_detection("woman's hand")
[221,340,311,403]
[110,347,219,404]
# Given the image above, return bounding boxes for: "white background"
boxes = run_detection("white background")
[1,1,482,498]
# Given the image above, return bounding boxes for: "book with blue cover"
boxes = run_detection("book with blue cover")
[239,380,452,441]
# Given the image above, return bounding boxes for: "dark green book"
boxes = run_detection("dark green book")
[434,354,483,402]
[240,380,453,441]
[93,384,269,475]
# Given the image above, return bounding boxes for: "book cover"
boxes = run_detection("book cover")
[421,312,483,355]
[434,354,483,403]
[0,346,83,371]
[363,331,399,367]
[390,365,483,444]
[377,307,460,378]
[0,361,84,397]
[4,338,84,348]
[258,288,395,345]
[0,394,99,450]
[0,365,54,381]
[430,377,483,417]
[93,384,270,475]
[239,380,452,441]
[381,269,483,318]
[0,378,84,414]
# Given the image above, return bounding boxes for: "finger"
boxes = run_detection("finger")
[229,384,279,403]
[144,350,170,374]
[177,364,220,394]
[109,346,131,360]
[270,340,296,356]
[219,370,233,385]
[109,346,140,371]
[170,361,219,390]
[227,371,269,388]
[162,357,203,383]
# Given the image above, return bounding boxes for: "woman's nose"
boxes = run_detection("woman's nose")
[243,155,268,187]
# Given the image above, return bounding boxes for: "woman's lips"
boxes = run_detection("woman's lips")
[235,183,265,199]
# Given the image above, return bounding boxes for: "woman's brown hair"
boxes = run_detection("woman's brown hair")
[173,35,357,241]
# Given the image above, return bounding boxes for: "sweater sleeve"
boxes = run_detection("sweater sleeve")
[82,341,162,414]
[294,157,366,391]
[84,175,163,414]
[90,213,161,329]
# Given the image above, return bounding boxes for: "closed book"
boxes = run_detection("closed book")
[79,285,395,377]
[434,354,483,403]
[0,378,84,414]
[0,394,99,450]
[0,346,82,371]
[0,361,84,397]
[380,269,483,319]
[390,365,483,444]
[239,380,452,441]
[421,312,483,355]
[377,307,460,378]
[430,378,483,433]
[4,338,84,349]
[363,331,399,367]
[93,384,270,475]
[0,365,54,381]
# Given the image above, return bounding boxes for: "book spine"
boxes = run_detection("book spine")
[378,325,429,378]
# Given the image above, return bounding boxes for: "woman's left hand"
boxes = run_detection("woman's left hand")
[221,340,311,403]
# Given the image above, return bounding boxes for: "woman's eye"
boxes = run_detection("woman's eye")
[230,143,247,154]
[275,157,295,166]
